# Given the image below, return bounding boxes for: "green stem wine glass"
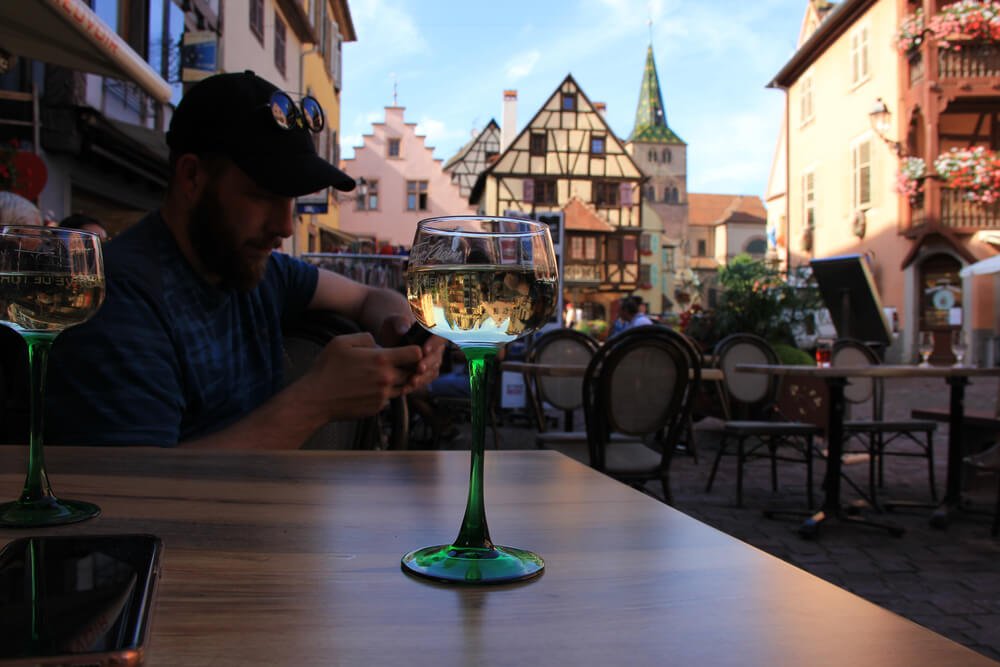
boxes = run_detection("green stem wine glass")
[0,226,105,527]
[401,216,558,584]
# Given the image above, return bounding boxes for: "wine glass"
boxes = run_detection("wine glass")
[951,329,968,367]
[401,216,558,584]
[0,226,105,527]
[917,330,934,367]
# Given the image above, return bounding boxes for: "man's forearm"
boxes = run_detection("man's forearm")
[179,380,330,450]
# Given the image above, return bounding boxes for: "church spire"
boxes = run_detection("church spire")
[629,44,684,144]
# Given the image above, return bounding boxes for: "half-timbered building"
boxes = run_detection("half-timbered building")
[470,75,646,321]
[443,119,501,198]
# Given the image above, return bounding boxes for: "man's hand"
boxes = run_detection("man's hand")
[306,332,422,420]
[375,314,446,394]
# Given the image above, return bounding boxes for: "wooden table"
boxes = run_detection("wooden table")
[737,364,1000,536]
[0,447,992,666]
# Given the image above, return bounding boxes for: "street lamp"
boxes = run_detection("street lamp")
[869,98,905,156]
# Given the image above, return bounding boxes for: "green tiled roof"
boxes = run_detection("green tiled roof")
[629,45,684,145]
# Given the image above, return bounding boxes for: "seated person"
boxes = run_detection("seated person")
[620,297,653,329]
[407,347,471,444]
[45,71,444,449]
[0,191,42,226]
[60,213,109,241]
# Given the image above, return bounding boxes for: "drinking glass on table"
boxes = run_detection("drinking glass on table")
[0,226,104,527]
[401,216,558,584]
[815,338,833,368]
[950,329,968,367]
[917,331,934,367]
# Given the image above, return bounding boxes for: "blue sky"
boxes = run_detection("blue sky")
[340,0,807,199]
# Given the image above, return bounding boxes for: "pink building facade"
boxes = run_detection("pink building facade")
[339,106,476,247]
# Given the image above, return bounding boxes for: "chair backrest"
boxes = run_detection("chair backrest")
[527,328,599,412]
[583,330,692,470]
[282,310,406,450]
[832,338,878,407]
[714,333,780,419]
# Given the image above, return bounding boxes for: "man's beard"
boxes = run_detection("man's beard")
[188,186,269,292]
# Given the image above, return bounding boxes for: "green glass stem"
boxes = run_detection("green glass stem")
[452,347,497,550]
[19,332,56,504]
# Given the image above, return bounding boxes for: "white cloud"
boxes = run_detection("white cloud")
[505,50,541,81]
[416,115,469,152]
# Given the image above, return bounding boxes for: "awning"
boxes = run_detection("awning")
[960,254,1000,278]
[0,0,172,104]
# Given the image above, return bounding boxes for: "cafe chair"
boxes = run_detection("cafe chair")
[964,444,1000,536]
[834,339,937,504]
[705,334,820,508]
[582,329,694,504]
[282,310,407,450]
[525,328,599,436]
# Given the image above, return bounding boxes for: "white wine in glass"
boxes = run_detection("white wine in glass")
[0,226,105,527]
[401,216,558,584]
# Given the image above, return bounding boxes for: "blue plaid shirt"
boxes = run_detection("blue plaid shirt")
[46,212,318,446]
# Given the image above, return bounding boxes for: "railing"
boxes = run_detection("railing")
[937,43,1000,80]
[940,187,1000,230]
[301,253,409,291]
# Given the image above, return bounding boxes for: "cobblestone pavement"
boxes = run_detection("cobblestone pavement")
[435,375,1000,662]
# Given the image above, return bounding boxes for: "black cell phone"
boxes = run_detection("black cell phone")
[398,321,432,347]
[0,534,162,666]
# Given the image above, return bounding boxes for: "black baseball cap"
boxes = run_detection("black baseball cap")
[166,70,356,196]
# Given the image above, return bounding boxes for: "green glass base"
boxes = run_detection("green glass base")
[0,497,101,527]
[401,544,544,584]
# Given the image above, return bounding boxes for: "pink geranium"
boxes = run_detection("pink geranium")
[934,146,1000,204]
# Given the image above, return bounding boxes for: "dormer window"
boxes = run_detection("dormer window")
[590,135,606,156]
[561,92,577,111]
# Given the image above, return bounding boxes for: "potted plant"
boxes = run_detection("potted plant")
[896,156,927,203]
[933,146,1000,204]
[926,0,1000,50]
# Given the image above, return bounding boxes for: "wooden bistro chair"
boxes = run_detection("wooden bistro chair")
[834,339,937,506]
[524,328,599,449]
[283,310,407,450]
[582,328,695,504]
[705,334,820,508]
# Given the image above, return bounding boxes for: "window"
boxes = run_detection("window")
[274,13,286,76]
[648,149,657,163]
[594,181,619,207]
[663,247,675,272]
[663,148,671,163]
[745,238,768,256]
[407,180,428,211]
[590,135,606,156]
[639,264,652,285]
[800,73,814,124]
[644,185,656,201]
[622,236,638,262]
[850,25,870,86]
[529,132,547,156]
[803,170,816,231]
[330,129,339,165]
[696,239,707,256]
[357,179,378,211]
[249,0,264,44]
[639,233,652,253]
[533,179,557,204]
[561,92,577,111]
[388,138,400,158]
[584,236,597,260]
[570,236,584,260]
[852,140,872,209]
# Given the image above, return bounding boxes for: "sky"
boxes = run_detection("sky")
[340,0,808,200]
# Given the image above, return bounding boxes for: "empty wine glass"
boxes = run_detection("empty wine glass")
[917,331,934,367]
[0,226,105,526]
[400,216,558,584]
[951,329,968,367]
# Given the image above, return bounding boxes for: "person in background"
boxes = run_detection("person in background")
[0,191,42,226]
[60,213,109,241]
[620,297,653,329]
[46,70,445,449]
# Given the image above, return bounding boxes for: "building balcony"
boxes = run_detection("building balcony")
[940,187,1000,231]
[937,43,1000,83]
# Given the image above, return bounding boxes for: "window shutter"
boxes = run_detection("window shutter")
[619,183,633,207]
[523,179,535,203]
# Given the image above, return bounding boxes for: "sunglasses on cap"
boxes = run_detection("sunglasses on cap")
[260,91,325,133]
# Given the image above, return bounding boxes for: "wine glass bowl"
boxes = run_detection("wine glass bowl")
[917,331,934,367]
[0,226,105,527]
[401,216,557,584]
[950,329,968,367]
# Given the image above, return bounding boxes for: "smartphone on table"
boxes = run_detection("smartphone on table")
[0,534,162,666]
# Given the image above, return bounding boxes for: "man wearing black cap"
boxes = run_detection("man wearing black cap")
[46,71,444,448]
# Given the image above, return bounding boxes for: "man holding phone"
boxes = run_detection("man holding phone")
[46,71,444,448]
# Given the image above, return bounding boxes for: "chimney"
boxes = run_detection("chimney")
[594,102,607,117]
[502,89,517,151]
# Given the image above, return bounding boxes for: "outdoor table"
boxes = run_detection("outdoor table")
[501,360,724,382]
[0,446,993,666]
[736,364,1000,536]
